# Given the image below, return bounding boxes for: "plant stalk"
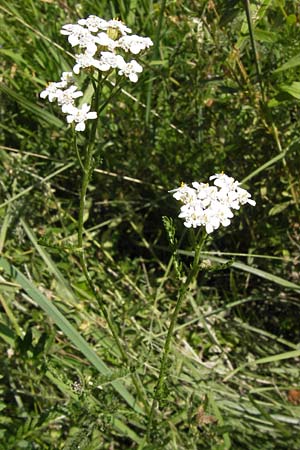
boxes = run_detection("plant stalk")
[146,230,206,442]
[76,72,149,411]
[243,0,298,210]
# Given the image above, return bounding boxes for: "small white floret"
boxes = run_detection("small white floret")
[98,51,125,72]
[107,19,132,35]
[118,59,143,82]
[73,52,102,74]
[40,82,61,102]
[117,35,153,54]
[57,85,83,112]
[64,103,97,132]
[78,15,109,33]
[61,24,99,54]
[97,32,118,51]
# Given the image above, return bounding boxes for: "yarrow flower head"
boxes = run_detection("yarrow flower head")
[60,15,152,78]
[40,15,153,131]
[170,173,255,233]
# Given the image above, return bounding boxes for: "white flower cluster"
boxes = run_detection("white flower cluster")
[40,16,153,131]
[40,72,96,131]
[171,173,256,233]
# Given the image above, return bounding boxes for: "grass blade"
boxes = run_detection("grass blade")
[20,219,76,303]
[180,250,300,292]
[0,83,64,128]
[224,349,300,381]
[0,256,144,416]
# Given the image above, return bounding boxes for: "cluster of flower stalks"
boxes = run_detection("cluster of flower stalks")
[171,173,256,233]
[40,15,153,131]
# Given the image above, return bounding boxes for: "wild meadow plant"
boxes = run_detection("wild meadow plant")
[39,14,258,446]
[2,1,300,447]
[145,173,255,440]
[40,14,154,412]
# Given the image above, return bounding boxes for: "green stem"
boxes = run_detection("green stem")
[98,80,125,115]
[270,123,298,208]
[73,130,84,172]
[243,0,298,210]
[243,0,265,103]
[76,71,149,411]
[145,0,166,124]
[145,230,206,442]
[77,74,102,250]
[79,249,149,411]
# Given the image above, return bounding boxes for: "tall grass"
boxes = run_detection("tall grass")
[0,1,300,449]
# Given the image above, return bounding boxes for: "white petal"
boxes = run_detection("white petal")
[221,218,231,227]
[81,103,90,113]
[48,94,57,102]
[130,43,141,54]
[62,103,73,113]
[73,91,83,98]
[129,73,138,82]
[73,64,81,74]
[69,35,79,46]
[86,42,97,54]
[205,223,214,233]
[66,115,74,123]
[75,121,86,131]
[87,112,97,119]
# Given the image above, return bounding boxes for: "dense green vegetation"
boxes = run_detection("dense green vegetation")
[0,1,300,448]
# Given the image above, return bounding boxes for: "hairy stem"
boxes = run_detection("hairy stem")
[76,72,148,411]
[146,231,206,442]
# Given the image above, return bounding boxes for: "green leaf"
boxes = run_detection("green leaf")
[278,82,300,99]
[268,201,291,216]
[21,219,76,304]
[0,163,74,210]
[286,14,297,26]
[0,321,15,345]
[253,349,300,365]
[224,349,300,381]
[253,29,278,43]
[235,0,273,50]
[180,251,300,293]
[241,151,287,183]
[208,392,231,449]
[0,49,28,65]
[274,54,300,72]
[220,258,300,293]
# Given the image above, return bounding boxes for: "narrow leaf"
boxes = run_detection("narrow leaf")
[274,54,300,72]
[21,219,76,303]
[279,82,300,99]
[224,349,300,381]
[180,251,300,292]
[0,256,144,415]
